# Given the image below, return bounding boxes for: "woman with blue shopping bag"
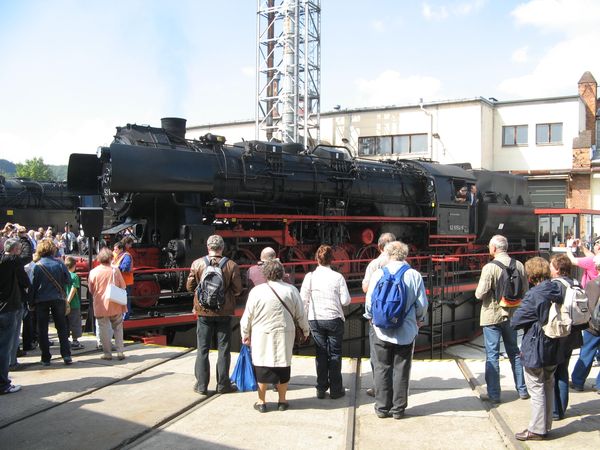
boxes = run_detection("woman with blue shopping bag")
[240,259,310,413]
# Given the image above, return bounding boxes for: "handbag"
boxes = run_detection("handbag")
[37,263,70,316]
[268,283,306,345]
[107,268,128,306]
[230,344,257,391]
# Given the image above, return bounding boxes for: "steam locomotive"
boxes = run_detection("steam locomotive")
[0,176,80,229]
[67,118,537,305]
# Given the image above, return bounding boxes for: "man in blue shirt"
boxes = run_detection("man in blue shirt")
[365,240,428,419]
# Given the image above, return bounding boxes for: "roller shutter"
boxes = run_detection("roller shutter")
[527,179,567,208]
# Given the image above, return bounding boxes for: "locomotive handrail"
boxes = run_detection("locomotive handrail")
[215,213,437,223]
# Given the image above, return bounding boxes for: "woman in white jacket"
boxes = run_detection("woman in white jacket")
[241,259,310,413]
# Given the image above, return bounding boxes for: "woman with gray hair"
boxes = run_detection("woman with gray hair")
[240,259,310,413]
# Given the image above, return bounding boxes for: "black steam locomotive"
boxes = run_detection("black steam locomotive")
[0,176,80,229]
[67,118,536,288]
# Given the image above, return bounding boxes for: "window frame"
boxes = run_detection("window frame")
[357,133,428,156]
[502,124,528,147]
[535,122,563,145]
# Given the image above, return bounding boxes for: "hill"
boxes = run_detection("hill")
[0,159,67,181]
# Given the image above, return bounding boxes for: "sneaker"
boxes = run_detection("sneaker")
[392,412,405,420]
[593,360,600,367]
[1,384,22,395]
[100,355,113,361]
[316,389,326,399]
[63,357,73,365]
[16,349,27,357]
[41,361,51,367]
[375,410,390,419]
[366,388,375,397]
[519,392,531,400]
[117,353,125,360]
[71,342,85,350]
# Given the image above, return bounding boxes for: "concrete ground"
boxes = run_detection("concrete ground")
[1,330,599,450]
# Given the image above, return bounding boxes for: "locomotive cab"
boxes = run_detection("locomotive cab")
[404,161,476,237]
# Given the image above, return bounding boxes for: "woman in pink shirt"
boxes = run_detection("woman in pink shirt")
[88,248,127,361]
[566,238,600,287]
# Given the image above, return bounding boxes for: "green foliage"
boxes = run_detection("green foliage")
[15,157,55,181]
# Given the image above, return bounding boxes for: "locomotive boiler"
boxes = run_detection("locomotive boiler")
[67,118,537,303]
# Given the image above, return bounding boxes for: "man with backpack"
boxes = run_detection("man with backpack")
[187,235,242,395]
[570,254,600,394]
[475,234,529,404]
[365,241,428,419]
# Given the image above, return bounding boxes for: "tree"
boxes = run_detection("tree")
[15,157,55,181]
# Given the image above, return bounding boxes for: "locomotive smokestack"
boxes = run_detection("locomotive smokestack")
[161,117,187,140]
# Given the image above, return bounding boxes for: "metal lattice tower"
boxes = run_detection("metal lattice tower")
[255,0,321,146]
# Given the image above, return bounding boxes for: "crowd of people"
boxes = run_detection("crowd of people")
[2,223,599,442]
[0,222,135,394]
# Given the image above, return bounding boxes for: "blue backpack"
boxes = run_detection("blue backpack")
[371,264,413,329]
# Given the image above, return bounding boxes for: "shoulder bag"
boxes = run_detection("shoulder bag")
[37,263,70,316]
[268,282,306,345]
[107,268,128,306]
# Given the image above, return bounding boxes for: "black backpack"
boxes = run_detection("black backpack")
[196,256,228,310]
[491,259,524,308]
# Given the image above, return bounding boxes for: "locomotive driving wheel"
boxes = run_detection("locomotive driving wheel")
[353,244,379,275]
[278,247,310,278]
[331,246,351,275]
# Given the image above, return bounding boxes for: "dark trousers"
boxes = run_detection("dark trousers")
[310,318,345,395]
[372,334,414,415]
[36,300,71,363]
[195,316,232,391]
[22,308,37,350]
[553,349,572,419]
[124,285,133,320]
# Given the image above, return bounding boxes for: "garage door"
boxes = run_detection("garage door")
[528,179,567,208]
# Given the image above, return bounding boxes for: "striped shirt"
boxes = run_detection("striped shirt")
[300,265,351,321]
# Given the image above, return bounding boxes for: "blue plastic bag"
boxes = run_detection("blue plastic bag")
[230,344,257,391]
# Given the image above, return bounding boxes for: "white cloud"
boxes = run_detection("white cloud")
[512,0,600,34]
[370,19,386,33]
[353,70,442,107]
[422,1,486,21]
[512,46,529,63]
[422,3,448,21]
[500,1,600,97]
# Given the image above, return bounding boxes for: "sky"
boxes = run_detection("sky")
[1,0,599,165]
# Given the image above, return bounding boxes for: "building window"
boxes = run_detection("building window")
[536,123,562,145]
[502,125,528,146]
[358,134,428,156]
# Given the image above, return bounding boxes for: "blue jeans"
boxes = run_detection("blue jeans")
[553,350,572,419]
[195,316,232,392]
[10,305,25,366]
[0,310,19,391]
[483,321,527,400]
[124,286,133,320]
[571,330,600,389]
[309,318,345,395]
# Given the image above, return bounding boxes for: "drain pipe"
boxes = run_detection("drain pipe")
[420,98,434,160]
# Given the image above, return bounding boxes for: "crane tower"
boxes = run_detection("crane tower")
[255,0,321,146]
